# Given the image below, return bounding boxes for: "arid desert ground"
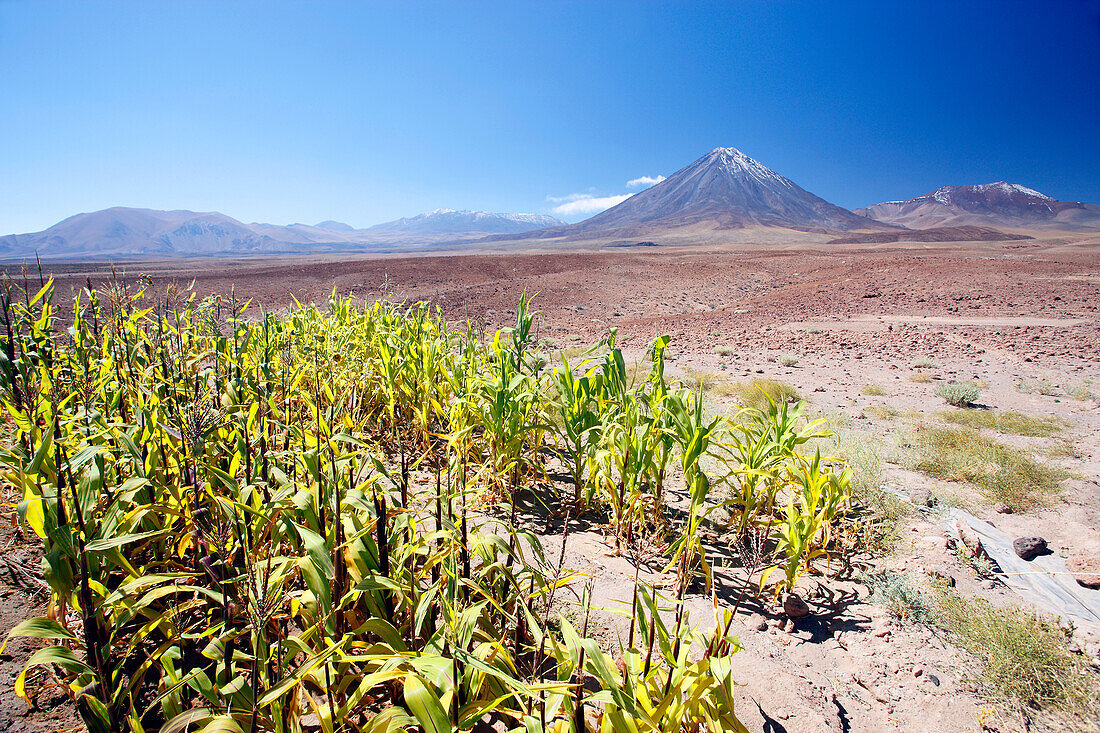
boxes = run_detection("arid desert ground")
[2,237,1099,733]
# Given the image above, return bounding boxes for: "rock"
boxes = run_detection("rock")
[1013,536,1048,560]
[979,579,995,590]
[910,488,933,507]
[927,673,940,687]
[1067,553,1100,588]
[783,592,810,618]
[913,666,924,678]
[993,502,1012,514]
[956,520,987,560]
[747,613,768,632]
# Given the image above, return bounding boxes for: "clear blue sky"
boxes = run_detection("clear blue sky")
[2,0,1098,232]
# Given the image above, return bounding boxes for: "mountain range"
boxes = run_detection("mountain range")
[0,208,566,259]
[854,182,1100,231]
[3,147,1097,259]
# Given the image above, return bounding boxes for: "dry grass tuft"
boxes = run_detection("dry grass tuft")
[939,409,1065,438]
[909,370,933,383]
[721,378,800,410]
[934,592,1099,724]
[861,383,886,396]
[906,425,1069,510]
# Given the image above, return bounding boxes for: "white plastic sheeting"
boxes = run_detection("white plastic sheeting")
[887,485,1100,627]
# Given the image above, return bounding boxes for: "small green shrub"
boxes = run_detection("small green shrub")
[806,327,821,334]
[777,353,799,367]
[912,356,937,369]
[936,381,980,407]
[864,571,930,623]
[713,344,736,356]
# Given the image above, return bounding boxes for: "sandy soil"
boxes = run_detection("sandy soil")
[5,238,1099,732]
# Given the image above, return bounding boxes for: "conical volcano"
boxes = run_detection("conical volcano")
[517,147,890,243]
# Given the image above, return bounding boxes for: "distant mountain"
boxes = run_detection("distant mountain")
[0,208,307,259]
[855,183,1100,230]
[365,209,564,237]
[314,220,355,231]
[0,207,564,259]
[504,147,891,243]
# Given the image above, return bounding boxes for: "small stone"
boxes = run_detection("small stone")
[748,613,768,632]
[1013,536,1048,561]
[993,502,1012,514]
[927,673,940,687]
[910,488,933,507]
[913,667,924,678]
[783,592,810,618]
[1067,553,1100,589]
[956,520,987,560]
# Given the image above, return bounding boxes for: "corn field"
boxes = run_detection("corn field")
[0,277,856,733]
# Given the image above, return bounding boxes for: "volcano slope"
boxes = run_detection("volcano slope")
[7,236,1100,733]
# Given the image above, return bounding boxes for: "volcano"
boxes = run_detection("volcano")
[511,147,890,243]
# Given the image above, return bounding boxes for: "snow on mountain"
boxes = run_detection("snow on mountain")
[856,183,1100,230]
[364,209,564,236]
[504,146,889,242]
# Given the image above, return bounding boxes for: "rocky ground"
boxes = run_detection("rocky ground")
[5,237,1100,731]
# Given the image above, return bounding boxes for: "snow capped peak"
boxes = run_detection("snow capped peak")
[703,146,794,190]
[925,182,1055,204]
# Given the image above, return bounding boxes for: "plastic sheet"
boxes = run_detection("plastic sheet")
[886,485,1100,627]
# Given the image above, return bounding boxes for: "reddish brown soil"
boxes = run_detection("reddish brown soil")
[29,239,1100,369]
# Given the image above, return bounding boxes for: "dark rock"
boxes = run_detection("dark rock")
[1013,536,1048,561]
[782,592,810,618]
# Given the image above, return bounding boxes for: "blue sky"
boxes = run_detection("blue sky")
[1,0,1098,232]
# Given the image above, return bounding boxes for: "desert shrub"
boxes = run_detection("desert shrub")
[939,409,1065,437]
[935,381,980,407]
[1015,378,1060,396]
[907,426,1069,509]
[721,378,800,410]
[861,383,886,396]
[864,404,899,420]
[681,368,719,393]
[777,353,799,367]
[864,571,930,623]
[713,344,736,356]
[1063,381,1096,402]
[933,592,1099,722]
[909,370,933,383]
[806,327,821,334]
[912,356,936,369]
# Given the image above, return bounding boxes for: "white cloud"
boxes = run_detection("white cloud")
[548,192,634,218]
[626,175,666,188]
